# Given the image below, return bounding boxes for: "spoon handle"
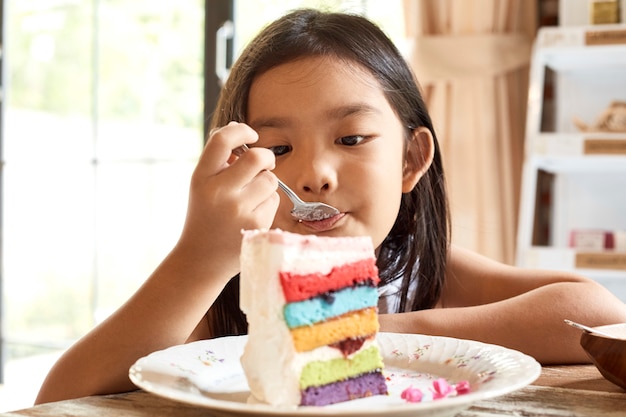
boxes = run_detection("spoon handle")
[564,319,615,338]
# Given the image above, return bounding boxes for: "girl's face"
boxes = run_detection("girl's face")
[247,56,429,248]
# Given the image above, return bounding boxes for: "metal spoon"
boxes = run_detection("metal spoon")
[232,145,340,221]
[564,319,616,338]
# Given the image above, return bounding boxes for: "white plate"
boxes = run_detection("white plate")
[129,332,540,417]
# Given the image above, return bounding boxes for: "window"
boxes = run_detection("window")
[2,0,204,409]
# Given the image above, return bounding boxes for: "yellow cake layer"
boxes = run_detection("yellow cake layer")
[290,307,379,352]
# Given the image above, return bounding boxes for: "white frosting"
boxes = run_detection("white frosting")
[280,245,370,274]
[240,237,299,406]
[239,229,377,406]
[291,338,378,372]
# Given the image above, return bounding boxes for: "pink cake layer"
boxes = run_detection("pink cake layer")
[280,258,379,303]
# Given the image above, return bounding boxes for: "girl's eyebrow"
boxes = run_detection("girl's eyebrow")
[250,103,381,131]
[249,116,291,131]
[325,103,381,120]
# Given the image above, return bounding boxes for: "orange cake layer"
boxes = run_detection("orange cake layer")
[280,259,379,303]
[290,307,379,352]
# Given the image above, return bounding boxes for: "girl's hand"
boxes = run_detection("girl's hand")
[177,121,279,278]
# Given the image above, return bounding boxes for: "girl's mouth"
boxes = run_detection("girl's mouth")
[299,213,345,232]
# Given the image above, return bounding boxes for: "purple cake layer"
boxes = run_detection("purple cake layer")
[300,371,388,406]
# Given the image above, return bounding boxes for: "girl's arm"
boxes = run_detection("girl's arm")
[35,123,279,404]
[379,245,626,364]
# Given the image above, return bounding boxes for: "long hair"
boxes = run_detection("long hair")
[206,9,450,338]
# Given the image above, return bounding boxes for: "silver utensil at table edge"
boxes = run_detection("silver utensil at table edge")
[232,144,340,221]
[564,319,616,338]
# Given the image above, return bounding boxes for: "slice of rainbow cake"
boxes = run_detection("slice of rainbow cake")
[240,229,388,407]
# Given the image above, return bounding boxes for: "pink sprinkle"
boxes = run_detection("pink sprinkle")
[431,378,455,399]
[455,380,471,395]
[400,386,424,403]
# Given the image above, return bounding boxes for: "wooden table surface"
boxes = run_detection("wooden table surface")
[3,365,624,417]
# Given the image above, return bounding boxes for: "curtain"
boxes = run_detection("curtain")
[403,0,536,264]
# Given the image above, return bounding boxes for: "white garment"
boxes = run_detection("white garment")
[377,276,419,314]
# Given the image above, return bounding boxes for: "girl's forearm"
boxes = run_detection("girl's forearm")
[35,244,232,404]
[379,281,626,364]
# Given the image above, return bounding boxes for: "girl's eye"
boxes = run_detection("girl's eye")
[336,135,366,146]
[268,145,291,156]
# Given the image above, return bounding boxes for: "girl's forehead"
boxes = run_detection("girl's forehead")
[252,55,381,92]
[247,56,397,130]
[248,57,385,115]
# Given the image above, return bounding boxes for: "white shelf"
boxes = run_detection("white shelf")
[535,24,626,49]
[533,25,626,72]
[521,247,626,301]
[517,24,626,303]
[522,247,626,274]
[525,25,626,144]
[531,133,626,155]
[529,155,626,173]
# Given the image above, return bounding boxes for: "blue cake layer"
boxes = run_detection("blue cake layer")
[283,285,378,328]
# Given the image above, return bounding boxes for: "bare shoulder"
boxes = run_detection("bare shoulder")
[441,245,592,308]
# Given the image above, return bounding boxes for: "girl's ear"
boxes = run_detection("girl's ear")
[402,127,434,193]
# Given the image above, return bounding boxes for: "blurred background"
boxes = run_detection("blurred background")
[1,0,625,411]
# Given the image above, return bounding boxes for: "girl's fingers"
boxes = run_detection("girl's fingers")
[214,159,279,227]
[241,169,279,208]
[185,121,279,233]
[236,170,281,230]
[224,146,276,191]
[195,122,259,178]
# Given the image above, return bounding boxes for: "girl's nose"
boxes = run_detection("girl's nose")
[293,153,337,196]
[303,181,330,194]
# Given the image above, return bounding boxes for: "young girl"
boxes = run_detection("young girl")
[36,9,626,404]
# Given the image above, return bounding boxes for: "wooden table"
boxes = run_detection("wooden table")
[3,365,624,417]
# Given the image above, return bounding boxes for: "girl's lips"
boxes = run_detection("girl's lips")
[299,213,345,231]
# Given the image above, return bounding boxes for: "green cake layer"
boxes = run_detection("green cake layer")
[299,345,384,390]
